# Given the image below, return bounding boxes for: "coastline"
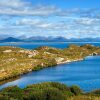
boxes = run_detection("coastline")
[57,58,84,65]
[0,44,100,85]
[0,57,84,85]
[0,55,100,92]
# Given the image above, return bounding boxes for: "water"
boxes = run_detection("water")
[0,42,100,92]
[0,42,100,49]
[0,56,100,92]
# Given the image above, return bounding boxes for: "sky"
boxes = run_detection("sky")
[0,0,100,39]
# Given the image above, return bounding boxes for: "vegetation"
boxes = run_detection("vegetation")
[0,82,100,100]
[0,45,100,99]
[0,44,100,82]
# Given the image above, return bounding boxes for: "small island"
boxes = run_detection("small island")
[0,44,100,82]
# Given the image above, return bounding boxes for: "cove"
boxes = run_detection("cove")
[0,56,100,92]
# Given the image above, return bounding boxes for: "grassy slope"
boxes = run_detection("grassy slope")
[0,44,100,82]
[68,96,100,100]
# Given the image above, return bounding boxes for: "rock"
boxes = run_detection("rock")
[55,57,64,63]
[90,52,98,56]
[44,52,52,54]
[93,52,98,56]
[19,50,25,53]
[3,50,12,53]
[28,55,33,58]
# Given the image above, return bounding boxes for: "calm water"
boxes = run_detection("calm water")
[0,56,100,91]
[0,42,100,92]
[0,42,100,49]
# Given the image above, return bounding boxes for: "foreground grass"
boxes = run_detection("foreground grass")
[68,96,100,100]
[0,44,100,82]
[0,82,100,100]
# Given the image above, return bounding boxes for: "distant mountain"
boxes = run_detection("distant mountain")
[68,38,100,42]
[0,36,100,43]
[0,34,11,40]
[25,36,49,42]
[25,36,68,42]
[25,36,100,42]
[0,37,22,42]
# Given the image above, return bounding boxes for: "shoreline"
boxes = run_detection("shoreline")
[0,44,100,86]
[0,56,99,92]
[0,57,84,85]
[57,58,84,65]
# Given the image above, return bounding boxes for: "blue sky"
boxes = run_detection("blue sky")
[0,0,100,38]
[29,0,100,8]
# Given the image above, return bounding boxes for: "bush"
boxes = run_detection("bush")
[0,82,85,100]
[23,91,46,100]
[0,94,9,100]
[70,85,82,95]
[43,88,66,100]
[49,82,70,91]
[1,86,23,100]
[48,82,73,97]
[23,82,70,100]
[23,87,67,100]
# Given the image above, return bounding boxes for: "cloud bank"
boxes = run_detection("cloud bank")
[0,0,100,38]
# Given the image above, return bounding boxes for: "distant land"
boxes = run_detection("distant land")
[0,37,22,42]
[0,36,100,43]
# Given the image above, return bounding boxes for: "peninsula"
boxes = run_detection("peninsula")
[0,44,100,82]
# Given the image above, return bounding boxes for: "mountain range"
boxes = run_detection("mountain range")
[0,36,100,43]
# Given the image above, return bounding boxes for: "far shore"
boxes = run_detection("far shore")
[1,42,100,44]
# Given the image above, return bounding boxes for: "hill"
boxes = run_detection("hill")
[0,37,22,42]
[1,36,100,42]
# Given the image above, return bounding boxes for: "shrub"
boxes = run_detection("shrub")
[43,88,67,100]
[70,85,82,95]
[1,86,23,100]
[0,82,91,100]
[0,94,9,100]
[23,91,46,100]
[49,82,70,91]
[23,82,70,100]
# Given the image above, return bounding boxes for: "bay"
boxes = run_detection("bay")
[0,42,100,92]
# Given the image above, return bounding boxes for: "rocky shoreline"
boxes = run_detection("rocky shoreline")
[57,58,84,65]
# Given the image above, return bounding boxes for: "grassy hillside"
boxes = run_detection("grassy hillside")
[0,44,100,82]
[0,82,100,100]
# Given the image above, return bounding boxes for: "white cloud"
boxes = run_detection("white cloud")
[0,0,99,18]
[0,0,61,16]
[15,18,68,30]
[0,0,100,38]
[0,16,100,38]
[74,18,100,25]
[0,0,28,8]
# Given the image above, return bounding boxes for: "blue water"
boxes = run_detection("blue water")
[0,42,100,92]
[0,42,100,49]
[0,56,100,91]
